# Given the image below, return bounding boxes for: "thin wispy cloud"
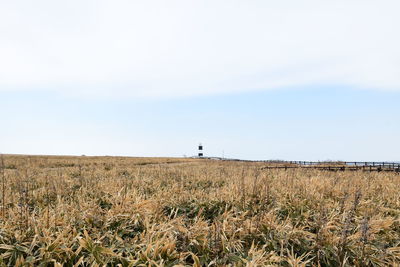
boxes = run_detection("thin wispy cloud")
[1,0,399,98]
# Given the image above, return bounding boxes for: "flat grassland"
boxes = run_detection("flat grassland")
[0,155,399,266]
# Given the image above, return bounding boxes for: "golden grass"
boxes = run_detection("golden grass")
[0,155,399,266]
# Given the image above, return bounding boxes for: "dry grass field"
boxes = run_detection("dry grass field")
[0,155,399,266]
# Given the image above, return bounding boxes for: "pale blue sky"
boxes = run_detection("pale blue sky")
[1,87,399,161]
[1,1,399,160]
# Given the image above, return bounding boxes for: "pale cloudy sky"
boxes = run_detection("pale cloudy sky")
[1,1,399,160]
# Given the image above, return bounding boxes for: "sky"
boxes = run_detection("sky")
[0,0,399,161]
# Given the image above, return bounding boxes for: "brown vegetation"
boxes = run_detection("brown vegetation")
[0,155,399,266]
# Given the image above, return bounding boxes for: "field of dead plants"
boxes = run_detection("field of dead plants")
[0,155,399,266]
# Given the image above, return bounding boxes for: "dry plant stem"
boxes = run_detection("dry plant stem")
[360,216,370,264]
[45,175,50,229]
[0,154,5,219]
[240,168,246,210]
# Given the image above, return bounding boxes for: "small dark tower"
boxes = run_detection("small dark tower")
[198,143,203,157]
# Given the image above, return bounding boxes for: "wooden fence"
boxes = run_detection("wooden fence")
[262,161,400,173]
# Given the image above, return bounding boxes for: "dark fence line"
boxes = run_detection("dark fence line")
[287,161,400,168]
[262,161,400,173]
[263,165,400,172]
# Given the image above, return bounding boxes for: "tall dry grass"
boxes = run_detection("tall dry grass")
[0,155,399,266]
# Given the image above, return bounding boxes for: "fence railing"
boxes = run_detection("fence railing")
[262,161,400,173]
[288,161,400,168]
